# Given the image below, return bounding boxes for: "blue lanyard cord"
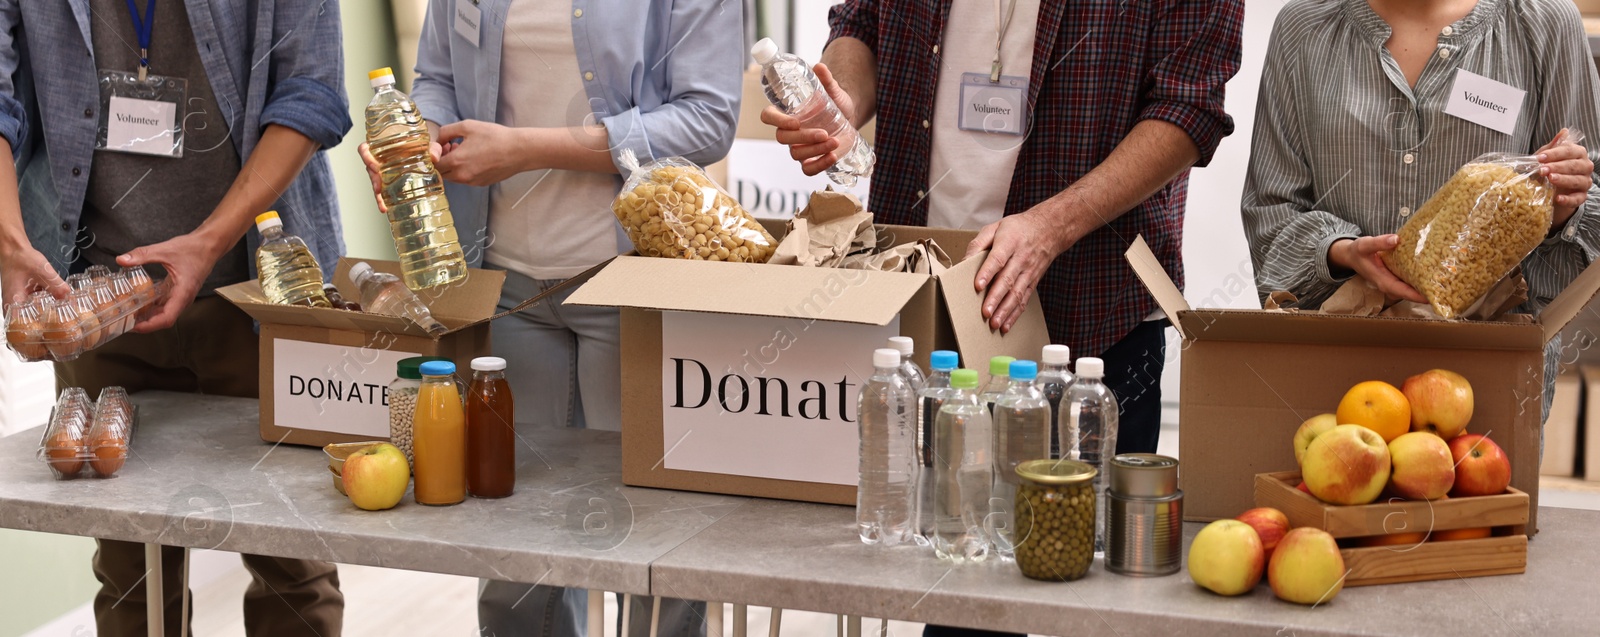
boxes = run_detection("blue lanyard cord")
[125,0,155,70]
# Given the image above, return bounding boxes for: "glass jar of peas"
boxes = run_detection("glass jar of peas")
[1012,459,1097,581]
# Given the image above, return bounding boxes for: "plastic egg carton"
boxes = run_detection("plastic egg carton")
[5,266,165,362]
[36,386,135,479]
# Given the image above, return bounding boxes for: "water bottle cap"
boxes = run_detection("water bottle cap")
[348,261,375,283]
[419,360,455,376]
[471,356,507,372]
[1009,360,1038,381]
[1042,344,1071,365]
[950,369,979,389]
[887,336,913,356]
[988,356,1016,376]
[1076,357,1104,379]
[253,211,282,231]
[873,348,900,369]
[368,67,395,88]
[751,38,779,65]
[929,350,959,371]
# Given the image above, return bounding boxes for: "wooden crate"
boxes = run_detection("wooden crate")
[1254,471,1529,587]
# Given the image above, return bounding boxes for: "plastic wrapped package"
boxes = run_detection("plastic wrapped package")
[1381,134,1579,319]
[5,266,166,362]
[612,150,777,263]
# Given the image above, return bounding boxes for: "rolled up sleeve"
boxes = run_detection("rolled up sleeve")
[1524,0,1600,309]
[258,0,352,149]
[1138,0,1242,167]
[827,0,879,53]
[411,0,462,126]
[0,0,26,157]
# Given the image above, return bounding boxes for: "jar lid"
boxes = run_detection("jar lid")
[1015,459,1096,485]
[1109,453,1179,497]
[396,356,450,380]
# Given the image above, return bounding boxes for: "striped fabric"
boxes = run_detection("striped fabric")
[829,0,1243,359]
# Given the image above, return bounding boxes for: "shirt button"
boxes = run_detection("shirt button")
[922,120,930,129]
[1441,26,1454,36]
[584,71,594,81]
[573,8,583,18]
[60,222,70,231]
[916,190,926,198]
[1438,47,1452,59]
[933,45,940,54]
[1400,206,1412,217]
[82,108,92,118]
[1403,153,1415,165]
[71,167,81,176]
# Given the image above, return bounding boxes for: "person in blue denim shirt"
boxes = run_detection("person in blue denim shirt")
[0,2,349,636]
[359,1,741,635]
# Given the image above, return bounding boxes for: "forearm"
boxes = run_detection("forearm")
[0,137,27,257]
[521,124,619,174]
[195,124,319,258]
[1035,119,1199,248]
[820,37,878,128]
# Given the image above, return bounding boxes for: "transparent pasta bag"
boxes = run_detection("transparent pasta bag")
[612,150,777,263]
[1381,130,1581,319]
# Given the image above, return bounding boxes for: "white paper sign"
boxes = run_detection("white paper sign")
[455,0,482,47]
[1443,69,1525,136]
[727,138,871,219]
[106,96,178,156]
[659,311,899,485]
[273,339,421,438]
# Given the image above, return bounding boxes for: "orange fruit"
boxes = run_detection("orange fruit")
[1355,531,1429,547]
[1336,381,1411,442]
[1430,527,1492,542]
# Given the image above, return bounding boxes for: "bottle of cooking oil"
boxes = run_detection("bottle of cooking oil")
[254,211,331,308]
[365,67,468,291]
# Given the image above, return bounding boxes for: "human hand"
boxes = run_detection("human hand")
[116,233,225,332]
[969,211,1067,333]
[359,138,444,214]
[1536,129,1593,227]
[1329,235,1426,303]
[0,242,69,304]
[434,120,529,187]
[759,63,856,177]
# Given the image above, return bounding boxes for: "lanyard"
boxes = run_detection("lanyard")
[125,0,155,80]
[991,0,1018,82]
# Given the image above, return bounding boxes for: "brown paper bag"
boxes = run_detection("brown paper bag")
[768,189,875,267]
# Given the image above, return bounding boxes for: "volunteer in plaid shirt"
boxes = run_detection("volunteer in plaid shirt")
[764,0,1242,485]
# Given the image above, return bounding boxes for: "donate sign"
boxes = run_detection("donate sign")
[727,139,871,219]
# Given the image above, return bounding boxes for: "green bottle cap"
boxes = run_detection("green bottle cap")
[989,356,1017,376]
[396,356,450,380]
[951,369,979,389]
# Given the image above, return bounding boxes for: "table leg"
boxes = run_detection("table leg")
[769,607,782,636]
[179,548,191,637]
[846,615,861,637]
[621,593,632,637]
[649,597,662,637]
[732,604,747,637]
[705,601,723,637]
[145,543,162,637]
[588,590,603,637]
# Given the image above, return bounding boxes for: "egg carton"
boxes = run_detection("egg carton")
[36,386,136,479]
[5,266,166,363]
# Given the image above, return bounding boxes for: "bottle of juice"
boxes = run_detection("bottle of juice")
[466,357,515,499]
[413,360,465,505]
[254,211,330,308]
[365,67,469,290]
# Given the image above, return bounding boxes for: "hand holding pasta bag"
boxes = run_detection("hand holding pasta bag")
[612,150,778,263]
[1381,129,1582,319]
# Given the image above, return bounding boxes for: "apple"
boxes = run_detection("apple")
[1354,531,1428,548]
[1269,528,1346,605]
[1297,481,1312,495]
[1187,519,1265,596]
[1237,507,1291,559]
[1449,434,1511,497]
[1431,527,1493,541]
[342,443,410,511]
[1402,369,1474,439]
[1302,424,1391,505]
[1336,381,1411,442]
[1293,413,1339,466]
[1387,432,1455,500]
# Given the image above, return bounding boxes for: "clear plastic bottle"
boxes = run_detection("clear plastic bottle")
[1035,345,1074,459]
[856,348,918,546]
[915,350,960,546]
[254,211,331,308]
[978,356,1016,417]
[990,360,1051,561]
[932,369,993,563]
[348,261,449,337]
[887,336,925,395]
[750,38,875,188]
[365,67,468,290]
[1061,357,1118,555]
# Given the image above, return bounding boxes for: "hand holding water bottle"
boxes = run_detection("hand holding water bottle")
[752,39,874,186]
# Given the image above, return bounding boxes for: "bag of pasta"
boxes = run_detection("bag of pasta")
[612,150,777,263]
[1381,131,1580,319]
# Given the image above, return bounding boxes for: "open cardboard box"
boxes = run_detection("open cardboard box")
[565,223,1049,505]
[1127,236,1600,534]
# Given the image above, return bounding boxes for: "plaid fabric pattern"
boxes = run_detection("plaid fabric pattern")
[830,0,1242,357]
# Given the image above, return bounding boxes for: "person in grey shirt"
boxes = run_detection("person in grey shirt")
[1242,0,1600,416]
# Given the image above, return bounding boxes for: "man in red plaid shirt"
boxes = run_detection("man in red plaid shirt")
[765,1,1242,475]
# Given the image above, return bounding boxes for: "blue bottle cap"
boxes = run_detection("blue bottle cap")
[418,360,456,376]
[1009,360,1038,382]
[929,350,959,371]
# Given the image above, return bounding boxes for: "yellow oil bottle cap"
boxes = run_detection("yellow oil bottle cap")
[254,211,280,225]
[368,68,394,81]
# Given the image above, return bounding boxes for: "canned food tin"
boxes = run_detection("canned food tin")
[1106,453,1183,576]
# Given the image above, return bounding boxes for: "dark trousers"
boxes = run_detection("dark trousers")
[925,321,1168,637]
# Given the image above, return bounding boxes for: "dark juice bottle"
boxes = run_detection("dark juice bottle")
[467,357,515,498]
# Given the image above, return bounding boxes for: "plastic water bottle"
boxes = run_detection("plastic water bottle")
[1035,345,1075,459]
[1062,357,1118,555]
[750,38,875,188]
[348,261,449,337]
[932,369,993,563]
[990,360,1051,561]
[915,350,960,546]
[365,67,469,290]
[887,336,925,395]
[856,348,918,546]
[979,356,1016,417]
[254,211,330,308]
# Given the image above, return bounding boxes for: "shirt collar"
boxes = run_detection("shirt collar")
[1343,0,1501,44]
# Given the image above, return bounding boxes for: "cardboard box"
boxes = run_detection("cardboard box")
[566,225,1049,505]
[1127,236,1600,534]
[1541,370,1582,477]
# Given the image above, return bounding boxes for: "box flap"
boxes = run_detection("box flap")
[1124,235,1192,338]
[937,250,1051,363]
[564,256,930,325]
[453,259,611,331]
[1540,258,1600,344]
[216,258,506,339]
[1177,308,1545,350]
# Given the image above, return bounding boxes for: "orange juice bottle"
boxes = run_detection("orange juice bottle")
[413,360,465,505]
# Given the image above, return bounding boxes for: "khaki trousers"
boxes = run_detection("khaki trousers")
[57,295,343,637]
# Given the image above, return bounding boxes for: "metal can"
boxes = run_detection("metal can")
[1105,453,1183,576]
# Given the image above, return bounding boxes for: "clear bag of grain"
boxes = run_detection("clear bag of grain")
[612,150,777,263]
[1380,131,1581,319]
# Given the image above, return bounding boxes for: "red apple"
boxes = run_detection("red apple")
[1297,481,1312,495]
[1402,369,1474,439]
[1302,424,1391,505]
[1448,434,1511,497]
[1188,520,1265,596]
[343,443,410,510]
[1237,507,1291,559]
[1269,528,1346,605]
[1387,432,1455,500]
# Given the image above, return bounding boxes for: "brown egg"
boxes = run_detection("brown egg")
[89,428,127,476]
[41,301,85,360]
[126,268,155,301]
[72,298,103,351]
[6,315,49,361]
[46,429,85,476]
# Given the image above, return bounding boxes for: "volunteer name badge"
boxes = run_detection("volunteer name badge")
[1443,69,1525,135]
[958,72,1028,136]
[106,96,178,156]
[455,0,482,47]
